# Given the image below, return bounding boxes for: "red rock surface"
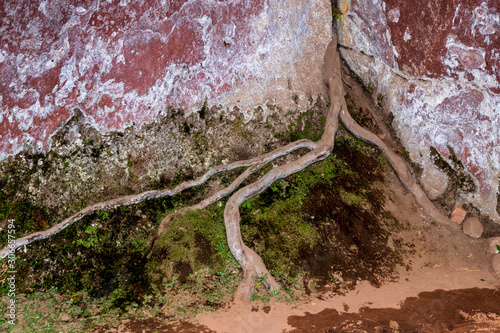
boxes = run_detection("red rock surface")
[0,0,331,159]
[338,0,500,220]
[450,203,467,224]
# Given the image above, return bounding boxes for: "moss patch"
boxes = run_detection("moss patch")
[0,131,408,325]
[0,91,413,325]
[273,97,327,143]
[146,205,243,318]
[147,132,405,309]
[242,131,402,294]
[0,98,328,247]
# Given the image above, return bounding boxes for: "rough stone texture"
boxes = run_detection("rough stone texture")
[0,0,333,235]
[488,237,500,254]
[462,216,484,238]
[0,96,330,228]
[420,164,449,200]
[337,0,500,222]
[0,0,331,160]
[450,203,467,224]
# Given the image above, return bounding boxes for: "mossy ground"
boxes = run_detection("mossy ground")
[0,124,408,330]
[0,94,412,330]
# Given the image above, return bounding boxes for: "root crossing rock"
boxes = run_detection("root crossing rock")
[0,33,454,301]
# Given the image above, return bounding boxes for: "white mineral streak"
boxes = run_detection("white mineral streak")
[338,1,500,222]
[403,28,411,42]
[0,0,332,162]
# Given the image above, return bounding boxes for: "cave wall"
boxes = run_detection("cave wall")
[0,0,332,160]
[337,0,500,221]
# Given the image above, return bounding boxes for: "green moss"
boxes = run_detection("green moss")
[242,195,319,283]
[145,202,244,318]
[0,129,405,324]
[363,85,374,94]
[429,145,476,203]
[275,108,325,142]
[1,192,180,302]
[193,133,209,154]
[0,181,54,244]
[199,98,208,120]
[340,191,366,206]
[0,88,410,325]
[150,206,229,280]
[231,116,244,132]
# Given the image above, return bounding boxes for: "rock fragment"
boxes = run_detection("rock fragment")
[60,313,71,322]
[450,204,467,224]
[389,320,400,332]
[462,217,483,238]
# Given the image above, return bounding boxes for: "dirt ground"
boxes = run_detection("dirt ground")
[92,61,500,333]
[97,169,500,332]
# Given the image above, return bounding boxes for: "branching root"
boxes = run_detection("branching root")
[0,36,453,302]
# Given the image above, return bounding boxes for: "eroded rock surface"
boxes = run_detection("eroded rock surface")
[337,0,500,221]
[0,0,331,159]
[0,0,333,235]
[488,237,500,254]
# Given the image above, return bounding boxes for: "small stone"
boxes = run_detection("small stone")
[60,313,71,322]
[450,203,467,224]
[387,8,400,23]
[462,217,483,238]
[389,320,400,332]
[71,292,83,303]
[421,165,449,200]
[488,237,500,254]
[493,255,500,275]
[459,49,484,70]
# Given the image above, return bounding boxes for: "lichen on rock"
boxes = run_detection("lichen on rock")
[337,0,500,222]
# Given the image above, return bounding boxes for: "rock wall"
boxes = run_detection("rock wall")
[0,0,332,160]
[337,0,500,221]
[0,0,333,234]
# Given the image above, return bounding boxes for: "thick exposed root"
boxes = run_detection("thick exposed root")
[210,35,454,300]
[154,138,317,237]
[1,34,454,303]
[147,138,317,257]
[339,104,453,227]
[224,39,343,300]
[225,144,336,300]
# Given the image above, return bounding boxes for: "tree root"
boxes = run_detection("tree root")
[0,137,316,260]
[0,34,453,302]
[339,103,454,226]
[147,138,317,258]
